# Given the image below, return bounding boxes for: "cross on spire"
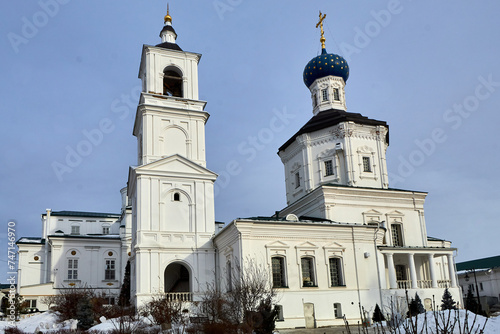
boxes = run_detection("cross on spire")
[316,11,327,49]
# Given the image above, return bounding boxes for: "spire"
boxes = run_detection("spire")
[316,11,327,51]
[158,3,181,49]
[164,3,172,25]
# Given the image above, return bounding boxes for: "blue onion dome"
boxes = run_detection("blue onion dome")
[303,48,349,88]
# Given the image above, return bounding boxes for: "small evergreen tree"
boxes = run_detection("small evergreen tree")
[372,303,386,322]
[407,293,425,317]
[464,287,480,314]
[76,296,94,330]
[119,260,131,307]
[440,288,457,310]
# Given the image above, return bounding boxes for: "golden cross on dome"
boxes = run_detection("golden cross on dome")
[164,3,172,24]
[316,11,327,49]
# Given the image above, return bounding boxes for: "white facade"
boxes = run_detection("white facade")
[16,12,462,329]
[457,256,500,314]
[17,203,132,311]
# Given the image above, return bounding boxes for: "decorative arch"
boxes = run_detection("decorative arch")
[163,125,189,158]
[163,66,183,97]
[166,188,192,204]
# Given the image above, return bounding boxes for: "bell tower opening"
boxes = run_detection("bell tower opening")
[163,68,183,97]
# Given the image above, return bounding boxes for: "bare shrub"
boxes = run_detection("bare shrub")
[198,259,278,334]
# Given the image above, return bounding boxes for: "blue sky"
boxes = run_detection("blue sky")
[1,1,499,282]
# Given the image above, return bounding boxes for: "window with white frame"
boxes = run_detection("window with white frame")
[321,88,328,101]
[68,259,78,280]
[333,88,340,101]
[324,160,334,176]
[391,224,403,247]
[71,225,80,235]
[295,172,300,188]
[313,94,317,107]
[329,257,343,287]
[105,260,116,280]
[301,257,316,287]
[102,226,110,235]
[271,256,286,288]
[362,156,372,172]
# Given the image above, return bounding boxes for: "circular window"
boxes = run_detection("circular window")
[71,250,76,256]
[34,256,39,261]
[128,252,131,256]
[108,251,113,256]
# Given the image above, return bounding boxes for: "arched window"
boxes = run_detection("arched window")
[173,192,180,201]
[163,68,183,97]
[271,256,286,288]
[329,257,344,287]
[301,257,316,287]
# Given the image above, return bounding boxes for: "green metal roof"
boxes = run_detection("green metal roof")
[43,211,120,218]
[456,255,500,271]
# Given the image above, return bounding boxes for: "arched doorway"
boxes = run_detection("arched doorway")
[164,262,191,301]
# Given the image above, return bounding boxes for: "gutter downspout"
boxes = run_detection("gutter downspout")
[351,226,362,318]
[44,209,51,284]
[374,222,385,310]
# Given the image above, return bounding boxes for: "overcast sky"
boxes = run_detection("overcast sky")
[1,1,499,282]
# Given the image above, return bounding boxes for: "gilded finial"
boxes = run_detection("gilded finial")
[316,11,327,49]
[164,3,172,24]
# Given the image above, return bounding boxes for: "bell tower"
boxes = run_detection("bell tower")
[129,7,217,307]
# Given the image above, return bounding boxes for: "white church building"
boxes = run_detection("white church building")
[17,10,461,329]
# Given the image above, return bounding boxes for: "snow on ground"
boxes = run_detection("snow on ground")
[0,312,76,333]
[395,310,500,334]
[0,309,497,333]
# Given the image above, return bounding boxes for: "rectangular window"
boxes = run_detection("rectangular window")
[480,282,483,291]
[324,160,334,176]
[329,258,343,287]
[295,172,300,188]
[272,257,286,288]
[105,260,116,280]
[71,226,80,235]
[334,303,342,318]
[391,224,403,247]
[27,299,37,308]
[102,227,110,235]
[68,259,78,280]
[301,257,315,287]
[321,88,328,101]
[362,156,372,172]
[313,94,317,107]
[333,88,340,101]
